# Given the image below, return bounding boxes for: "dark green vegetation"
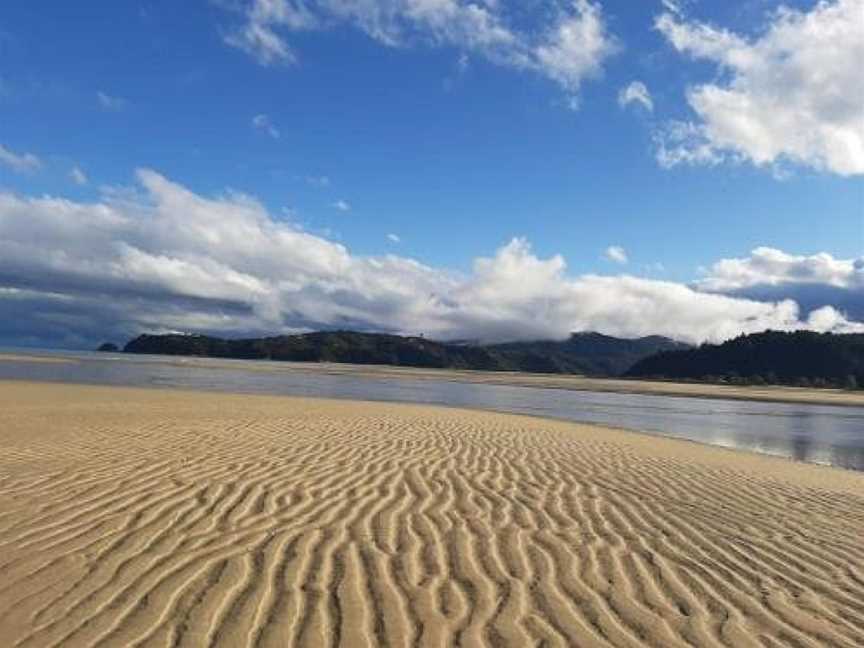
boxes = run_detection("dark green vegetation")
[123,331,687,376]
[627,331,864,389]
[485,333,690,376]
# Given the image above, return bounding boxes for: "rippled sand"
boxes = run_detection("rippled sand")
[1,381,862,647]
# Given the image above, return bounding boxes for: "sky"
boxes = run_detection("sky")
[0,0,862,348]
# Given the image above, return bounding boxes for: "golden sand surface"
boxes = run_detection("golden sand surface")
[0,381,862,647]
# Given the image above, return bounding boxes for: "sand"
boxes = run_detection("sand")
[0,354,77,364]
[0,381,862,647]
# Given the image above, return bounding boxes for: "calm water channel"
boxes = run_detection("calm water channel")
[1,350,862,471]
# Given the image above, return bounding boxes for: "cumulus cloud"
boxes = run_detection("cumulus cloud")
[221,0,616,103]
[618,81,653,112]
[387,233,401,243]
[699,247,862,292]
[252,113,280,138]
[698,247,864,321]
[0,144,41,173]
[656,0,864,175]
[531,0,617,102]
[605,245,628,264]
[0,170,860,348]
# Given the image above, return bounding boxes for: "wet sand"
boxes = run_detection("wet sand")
[0,381,862,647]
[0,353,77,364]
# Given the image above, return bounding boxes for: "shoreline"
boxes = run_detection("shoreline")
[2,349,863,408]
[0,378,861,476]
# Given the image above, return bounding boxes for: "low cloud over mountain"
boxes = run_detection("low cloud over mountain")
[0,171,859,348]
[698,247,864,321]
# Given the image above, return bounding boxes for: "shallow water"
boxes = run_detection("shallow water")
[2,349,863,471]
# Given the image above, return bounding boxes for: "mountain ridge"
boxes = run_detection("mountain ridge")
[626,330,864,388]
[121,330,689,377]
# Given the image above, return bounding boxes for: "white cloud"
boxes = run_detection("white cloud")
[223,0,513,65]
[605,245,628,264]
[69,166,88,185]
[225,23,295,65]
[332,199,351,212]
[618,81,653,112]
[97,91,127,111]
[0,144,41,173]
[532,0,617,101]
[387,233,401,243]
[697,247,864,322]
[0,170,859,347]
[223,0,318,65]
[222,0,617,103]
[252,113,280,138]
[654,120,724,168]
[656,0,864,175]
[661,0,687,16]
[806,305,860,332]
[699,247,862,292]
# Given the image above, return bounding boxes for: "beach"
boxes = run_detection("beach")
[0,381,862,647]
[0,353,78,364]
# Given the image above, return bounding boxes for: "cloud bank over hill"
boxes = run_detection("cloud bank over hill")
[698,247,864,322]
[0,170,859,348]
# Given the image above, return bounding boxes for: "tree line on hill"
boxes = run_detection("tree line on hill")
[117,331,687,377]
[626,330,864,389]
[105,329,864,388]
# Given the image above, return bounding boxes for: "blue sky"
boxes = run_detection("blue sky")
[0,0,862,347]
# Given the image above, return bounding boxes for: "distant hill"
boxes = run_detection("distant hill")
[125,331,501,370]
[123,330,687,376]
[486,332,690,376]
[626,330,864,388]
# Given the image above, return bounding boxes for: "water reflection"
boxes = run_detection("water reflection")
[1,351,863,471]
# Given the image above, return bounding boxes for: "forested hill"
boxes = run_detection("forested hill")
[485,333,690,376]
[121,331,687,377]
[626,331,864,388]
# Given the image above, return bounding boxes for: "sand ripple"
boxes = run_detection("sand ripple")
[0,381,862,647]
